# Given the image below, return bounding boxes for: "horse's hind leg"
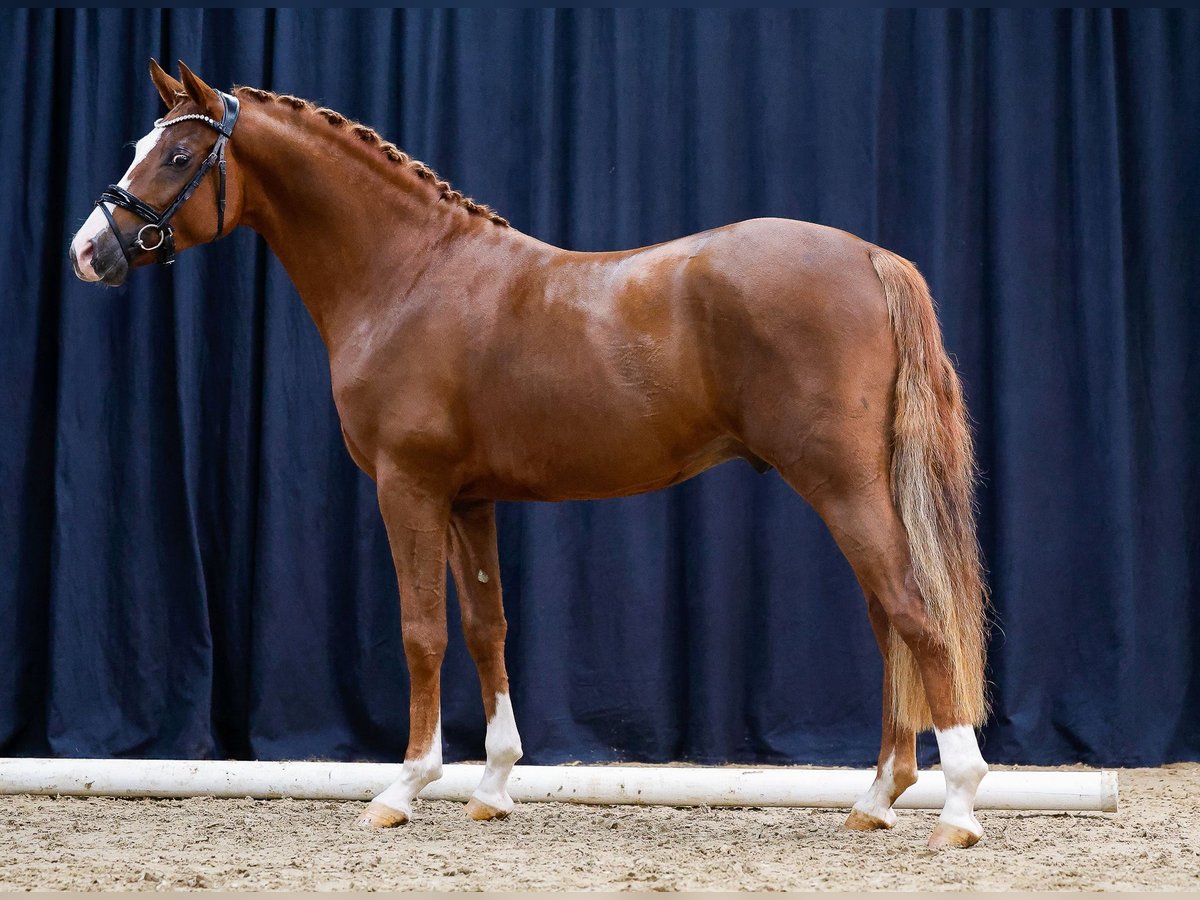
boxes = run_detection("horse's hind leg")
[843,591,918,830]
[780,467,987,848]
[447,500,523,821]
[357,470,452,828]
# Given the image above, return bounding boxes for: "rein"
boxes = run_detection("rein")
[96,91,240,267]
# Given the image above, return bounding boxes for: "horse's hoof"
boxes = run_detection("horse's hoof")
[356,800,409,828]
[465,796,511,822]
[844,808,894,831]
[927,821,982,849]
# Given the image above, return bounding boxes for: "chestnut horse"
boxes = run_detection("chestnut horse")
[70,62,990,848]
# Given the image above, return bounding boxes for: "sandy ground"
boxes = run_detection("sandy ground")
[0,764,1197,892]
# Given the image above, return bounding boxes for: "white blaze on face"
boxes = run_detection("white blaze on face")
[934,724,988,837]
[70,123,165,280]
[471,692,523,813]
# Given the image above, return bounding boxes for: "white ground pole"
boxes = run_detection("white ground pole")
[0,759,1116,812]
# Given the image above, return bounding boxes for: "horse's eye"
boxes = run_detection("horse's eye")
[168,153,190,168]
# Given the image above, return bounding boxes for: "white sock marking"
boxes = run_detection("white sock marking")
[371,717,443,819]
[934,724,988,836]
[472,692,522,812]
[70,123,165,279]
[852,751,899,826]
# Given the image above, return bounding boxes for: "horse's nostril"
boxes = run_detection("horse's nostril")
[70,237,100,281]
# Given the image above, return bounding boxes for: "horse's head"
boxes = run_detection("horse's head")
[70,60,245,286]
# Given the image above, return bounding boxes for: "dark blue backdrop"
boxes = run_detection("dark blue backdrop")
[2,9,1197,768]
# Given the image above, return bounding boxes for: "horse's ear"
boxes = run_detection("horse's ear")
[148,58,183,109]
[177,60,222,117]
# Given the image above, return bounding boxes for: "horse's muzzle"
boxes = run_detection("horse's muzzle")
[70,228,129,286]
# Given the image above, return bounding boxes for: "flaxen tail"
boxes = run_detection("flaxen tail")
[869,247,989,731]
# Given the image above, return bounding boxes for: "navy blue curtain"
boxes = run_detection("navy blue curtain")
[2,9,1197,767]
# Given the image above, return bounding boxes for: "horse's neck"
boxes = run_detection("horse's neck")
[236,109,495,351]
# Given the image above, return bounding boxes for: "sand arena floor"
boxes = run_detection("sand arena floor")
[0,764,1196,891]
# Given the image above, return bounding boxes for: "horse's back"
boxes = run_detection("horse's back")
[571,216,891,355]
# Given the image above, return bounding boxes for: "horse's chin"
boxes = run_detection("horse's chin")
[98,266,129,287]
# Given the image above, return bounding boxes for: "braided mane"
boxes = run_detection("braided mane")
[232,86,508,227]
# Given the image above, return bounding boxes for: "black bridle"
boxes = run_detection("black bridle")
[96,91,240,267]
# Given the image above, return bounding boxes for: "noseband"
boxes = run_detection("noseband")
[96,91,240,267]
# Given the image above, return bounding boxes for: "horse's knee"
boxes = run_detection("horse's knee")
[403,630,447,679]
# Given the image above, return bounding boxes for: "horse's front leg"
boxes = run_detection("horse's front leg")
[447,500,523,821]
[357,471,452,828]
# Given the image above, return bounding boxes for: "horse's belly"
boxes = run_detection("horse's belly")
[464,431,743,502]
